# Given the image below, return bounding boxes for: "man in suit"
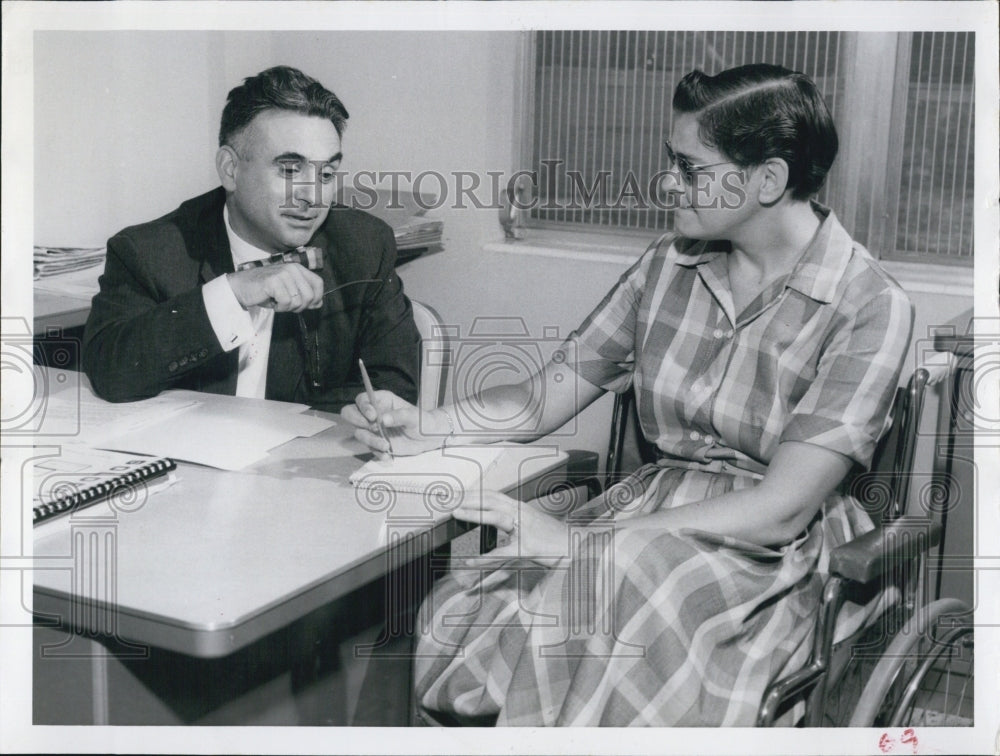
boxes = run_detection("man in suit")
[82,65,420,412]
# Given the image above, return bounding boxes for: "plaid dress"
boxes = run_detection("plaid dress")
[415,206,913,726]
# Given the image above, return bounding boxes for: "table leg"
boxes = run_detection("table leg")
[90,640,109,725]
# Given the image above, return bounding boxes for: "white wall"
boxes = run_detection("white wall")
[34,32,224,243]
[34,31,535,331]
[34,30,973,461]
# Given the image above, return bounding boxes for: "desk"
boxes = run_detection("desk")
[33,289,94,333]
[30,373,567,724]
[33,286,96,374]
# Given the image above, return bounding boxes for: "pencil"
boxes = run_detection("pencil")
[358,358,395,460]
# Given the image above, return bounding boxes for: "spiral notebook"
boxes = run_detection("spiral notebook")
[349,446,506,495]
[33,446,177,525]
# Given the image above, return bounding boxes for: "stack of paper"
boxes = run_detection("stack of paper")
[392,216,444,252]
[33,263,103,298]
[34,246,106,279]
[337,186,443,255]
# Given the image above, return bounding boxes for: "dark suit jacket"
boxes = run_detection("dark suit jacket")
[82,187,420,412]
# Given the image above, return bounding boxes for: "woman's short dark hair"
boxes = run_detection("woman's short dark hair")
[672,64,838,200]
[219,66,349,153]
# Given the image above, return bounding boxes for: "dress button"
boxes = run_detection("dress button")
[713,329,724,339]
[178,356,188,366]
[726,330,734,338]
[167,361,178,372]
[689,430,700,441]
[199,348,208,358]
[704,434,714,445]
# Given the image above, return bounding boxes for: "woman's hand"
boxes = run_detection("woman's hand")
[453,491,571,568]
[340,390,444,458]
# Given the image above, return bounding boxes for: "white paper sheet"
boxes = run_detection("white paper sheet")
[45,376,337,470]
[43,391,200,445]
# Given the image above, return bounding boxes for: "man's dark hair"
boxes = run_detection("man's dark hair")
[672,63,838,200]
[219,65,349,154]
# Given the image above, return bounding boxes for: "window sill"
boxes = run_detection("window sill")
[485,230,973,298]
[484,228,650,265]
[877,260,973,298]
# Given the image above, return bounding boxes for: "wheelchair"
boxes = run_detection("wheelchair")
[548,367,975,727]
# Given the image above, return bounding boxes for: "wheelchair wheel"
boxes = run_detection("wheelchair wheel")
[848,598,970,727]
[820,619,893,726]
[888,624,973,726]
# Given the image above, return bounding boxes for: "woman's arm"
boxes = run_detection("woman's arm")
[444,353,607,443]
[455,440,854,562]
[629,279,911,548]
[343,352,607,454]
[618,441,854,547]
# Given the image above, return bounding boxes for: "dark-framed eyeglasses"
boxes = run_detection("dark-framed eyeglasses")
[663,139,736,184]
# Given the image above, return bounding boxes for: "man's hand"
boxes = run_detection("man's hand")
[226,264,324,312]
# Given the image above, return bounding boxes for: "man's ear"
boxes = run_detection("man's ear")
[216,145,239,191]
[756,157,790,205]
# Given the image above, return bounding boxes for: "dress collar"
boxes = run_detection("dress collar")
[671,201,857,305]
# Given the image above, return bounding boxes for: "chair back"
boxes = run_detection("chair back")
[410,300,449,411]
[605,388,657,489]
[847,368,930,526]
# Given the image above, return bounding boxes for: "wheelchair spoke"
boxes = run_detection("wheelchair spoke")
[848,598,970,727]
[890,627,973,727]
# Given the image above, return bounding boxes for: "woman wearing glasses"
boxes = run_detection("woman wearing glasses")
[343,64,913,726]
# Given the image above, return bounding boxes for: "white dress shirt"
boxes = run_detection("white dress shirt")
[201,205,275,398]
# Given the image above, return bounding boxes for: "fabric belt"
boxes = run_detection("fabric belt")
[654,454,767,480]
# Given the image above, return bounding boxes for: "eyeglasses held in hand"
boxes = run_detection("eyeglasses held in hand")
[298,277,390,390]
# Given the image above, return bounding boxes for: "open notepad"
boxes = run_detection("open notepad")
[349,445,506,494]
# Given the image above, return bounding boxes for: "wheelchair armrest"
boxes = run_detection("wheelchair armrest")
[829,516,942,585]
[565,448,601,475]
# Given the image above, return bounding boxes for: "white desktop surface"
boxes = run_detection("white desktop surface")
[34,286,95,332]
[31,373,566,657]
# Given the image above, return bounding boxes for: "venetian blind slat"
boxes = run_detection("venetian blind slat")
[528,30,973,264]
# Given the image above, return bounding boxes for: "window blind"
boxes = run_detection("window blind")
[527,31,974,265]
[892,32,975,264]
